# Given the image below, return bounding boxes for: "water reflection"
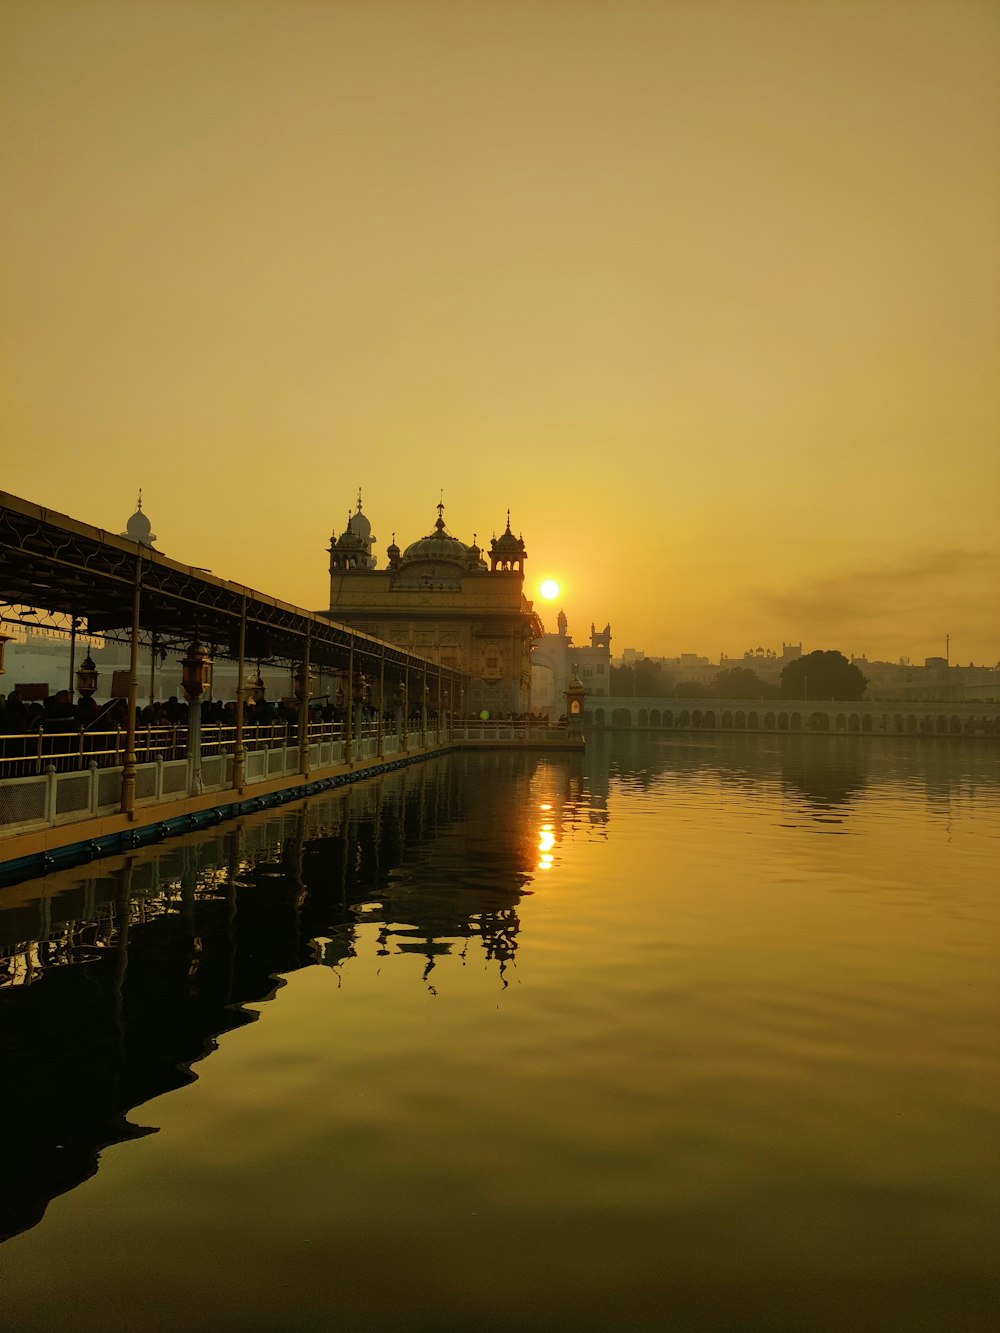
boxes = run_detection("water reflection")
[1,735,997,1254]
[593,731,997,821]
[0,752,581,1240]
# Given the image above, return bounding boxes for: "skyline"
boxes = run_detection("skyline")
[2,1,998,662]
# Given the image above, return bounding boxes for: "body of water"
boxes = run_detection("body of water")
[1,736,997,1330]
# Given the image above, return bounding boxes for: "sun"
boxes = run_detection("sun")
[539,579,560,600]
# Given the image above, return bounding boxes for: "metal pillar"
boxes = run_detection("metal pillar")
[345,641,354,764]
[187,696,203,796]
[233,595,247,792]
[420,668,427,747]
[68,616,77,700]
[378,650,385,758]
[149,632,158,709]
[119,555,142,816]
[298,623,312,777]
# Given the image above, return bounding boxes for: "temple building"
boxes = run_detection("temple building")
[532,613,613,717]
[322,497,542,717]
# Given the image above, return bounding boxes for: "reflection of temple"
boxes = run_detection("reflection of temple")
[323,496,542,717]
[0,752,566,1240]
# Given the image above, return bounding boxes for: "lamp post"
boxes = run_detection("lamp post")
[181,638,212,796]
[68,616,80,700]
[393,679,405,749]
[377,651,385,758]
[402,668,410,753]
[233,597,247,793]
[345,642,354,764]
[353,670,367,759]
[295,636,313,777]
[75,653,99,699]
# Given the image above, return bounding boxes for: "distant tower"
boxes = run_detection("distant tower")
[329,510,370,574]
[122,491,156,548]
[557,609,568,637]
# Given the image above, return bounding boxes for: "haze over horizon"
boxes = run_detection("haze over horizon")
[2,1,997,664]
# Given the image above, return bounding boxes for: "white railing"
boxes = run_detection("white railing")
[0,718,446,838]
[451,721,570,742]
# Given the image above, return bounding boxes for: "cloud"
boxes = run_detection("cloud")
[753,548,1000,643]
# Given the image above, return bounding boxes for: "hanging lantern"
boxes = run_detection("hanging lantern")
[294,660,314,703]
[181,639,212,700]
[0,632,11,676]
[334,683,345,709]
[75,653,99,697]
[248,667,265,704]
[352,672,368,704]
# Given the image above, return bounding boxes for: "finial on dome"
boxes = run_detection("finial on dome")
[506,507,511,530]
[435,495,446,532]
[123,491,156,546]
[356,488,363,512]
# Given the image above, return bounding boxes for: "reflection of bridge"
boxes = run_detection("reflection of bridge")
[585,697,1000,738]
[0,753,544,1241]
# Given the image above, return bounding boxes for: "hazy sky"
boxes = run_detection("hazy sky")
[2,0,997,663]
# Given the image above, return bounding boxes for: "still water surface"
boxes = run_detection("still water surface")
[1,737,998,1330]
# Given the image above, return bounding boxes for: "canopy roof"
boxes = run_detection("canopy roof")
[0,491,461,680]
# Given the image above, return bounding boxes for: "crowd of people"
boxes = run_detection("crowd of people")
[1,689,560,740]
[0,689,428,738]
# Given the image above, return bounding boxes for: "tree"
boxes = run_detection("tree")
[780,650,868,701]
[610,660,675,697]
[709,667,777,699]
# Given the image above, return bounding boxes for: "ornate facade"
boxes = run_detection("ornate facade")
[323,498,542,717]
[532,614,612,717]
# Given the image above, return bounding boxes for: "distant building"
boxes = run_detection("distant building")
[322,498,541,717]
[533,616,612,717]
[851,655,999,703]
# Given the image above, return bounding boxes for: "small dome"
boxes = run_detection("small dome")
[127,509,151,538]
[350,510,372,540]
[123,492,156,547]
[337,525,366,551]
[490,510,526,558]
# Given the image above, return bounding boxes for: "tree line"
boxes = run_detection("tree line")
[610,651,868,701]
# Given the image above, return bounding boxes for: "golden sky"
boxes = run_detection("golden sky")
[2,0,998,663]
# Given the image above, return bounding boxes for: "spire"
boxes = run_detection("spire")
[435,496,446,533]
[356,488,363,513]
[136,489,143,511]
